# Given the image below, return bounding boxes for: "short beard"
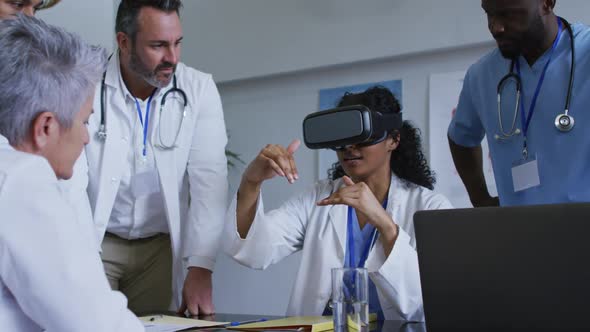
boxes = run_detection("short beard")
[498,45,521,60]
[128,46,175,89]
[499,14,546,61]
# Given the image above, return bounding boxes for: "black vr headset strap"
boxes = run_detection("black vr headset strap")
[373,112,403,137]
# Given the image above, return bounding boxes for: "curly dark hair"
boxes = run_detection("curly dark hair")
[328,86,436,190]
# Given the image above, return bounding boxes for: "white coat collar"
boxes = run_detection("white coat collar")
[327,172,408,259]
[0,135,8,146]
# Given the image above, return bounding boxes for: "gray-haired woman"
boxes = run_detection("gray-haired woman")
[0,14,143,332]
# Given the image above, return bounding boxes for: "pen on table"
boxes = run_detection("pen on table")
[229,318,267,326]
[149,314,164,322]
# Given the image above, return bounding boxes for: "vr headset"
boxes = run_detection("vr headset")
[302,105,403,150]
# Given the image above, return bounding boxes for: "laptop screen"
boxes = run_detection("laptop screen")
[414,203,590,330]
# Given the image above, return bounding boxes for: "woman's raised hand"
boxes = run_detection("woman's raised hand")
[243,139,300,185]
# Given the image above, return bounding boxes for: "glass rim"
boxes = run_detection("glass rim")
[331,267,368,272]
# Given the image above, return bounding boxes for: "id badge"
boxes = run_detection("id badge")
[511,154,540,192]
[131,170,161,198]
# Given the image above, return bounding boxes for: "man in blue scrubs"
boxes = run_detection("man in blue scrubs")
[448,0,590,206]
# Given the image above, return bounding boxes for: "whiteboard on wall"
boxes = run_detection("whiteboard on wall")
[428,71,497,208]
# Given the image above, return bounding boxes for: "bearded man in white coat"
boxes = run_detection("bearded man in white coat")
[0,15,143,331]
[64,0,228,315]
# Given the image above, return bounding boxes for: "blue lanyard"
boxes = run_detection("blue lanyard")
[346,197,388,268]
[134,92,156,157]
[515,17,563,152]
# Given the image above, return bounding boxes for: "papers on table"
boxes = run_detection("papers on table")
[140,315,229,332]
[227,316,333,332]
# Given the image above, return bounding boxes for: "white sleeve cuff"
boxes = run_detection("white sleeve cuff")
[184,255,215,271]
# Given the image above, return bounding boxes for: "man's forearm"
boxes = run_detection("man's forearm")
[448,136,498,207]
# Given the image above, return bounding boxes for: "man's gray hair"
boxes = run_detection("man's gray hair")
[0,14,107,145]
[116,0,182,41]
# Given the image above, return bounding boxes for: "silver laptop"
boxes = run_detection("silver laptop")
[414,203,590,330]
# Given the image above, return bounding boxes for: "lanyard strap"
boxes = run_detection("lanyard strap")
[134,91,156,157]
[515,17,563,156]
[346,198,388,268]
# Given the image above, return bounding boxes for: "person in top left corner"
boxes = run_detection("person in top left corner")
[0,0,60,18]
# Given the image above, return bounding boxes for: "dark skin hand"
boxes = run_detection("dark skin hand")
[448,136,499,207]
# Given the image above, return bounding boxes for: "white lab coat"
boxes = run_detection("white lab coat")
[66,55,228,307]
[0,136,143,332]
[224,174,453,321]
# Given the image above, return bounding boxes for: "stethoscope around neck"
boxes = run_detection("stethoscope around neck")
[96,68,188,150]
[495,17,576,141]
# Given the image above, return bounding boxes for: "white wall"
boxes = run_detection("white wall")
[37,0,117,52]
[182,0,590,83]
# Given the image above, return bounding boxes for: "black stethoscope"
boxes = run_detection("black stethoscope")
[97,67,188,150]
[495,17,575,142]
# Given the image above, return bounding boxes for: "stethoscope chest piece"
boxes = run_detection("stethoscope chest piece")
[97,124,107,141]
[555,113,574,132]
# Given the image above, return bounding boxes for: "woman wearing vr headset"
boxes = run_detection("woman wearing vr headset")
[223,86,452,322]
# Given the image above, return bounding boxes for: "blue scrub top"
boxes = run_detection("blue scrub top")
[448,22,590,206]
[345,208,383,319]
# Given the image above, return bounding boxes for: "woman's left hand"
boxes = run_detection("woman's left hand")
[317,176,392,232]
[317,176,399,256]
